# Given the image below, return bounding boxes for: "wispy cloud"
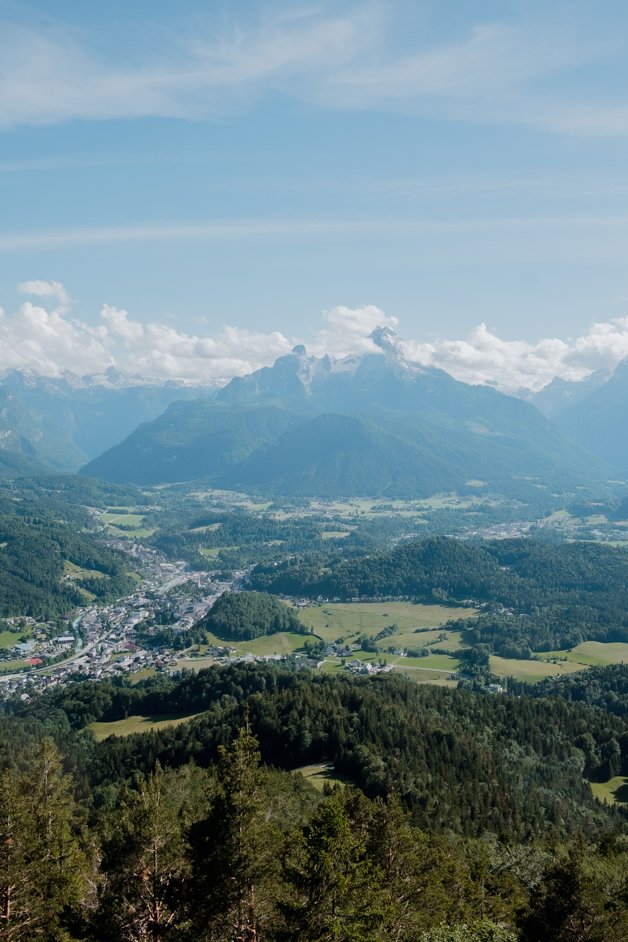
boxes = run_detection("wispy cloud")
[3,212,628,252]
[0,7,373,127]
[0,5,626,136]
[0,218,390,251]
[5,282,628,392]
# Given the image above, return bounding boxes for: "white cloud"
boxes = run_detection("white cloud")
[100,304,144,342]
[0,286,295,383]
[0,301,111,377]
[402,317,628,392]
[17,279,70,308]
[3,284,628,392]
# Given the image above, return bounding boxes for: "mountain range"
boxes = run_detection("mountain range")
[81,328,613,498]
[0,369,214,473]
[532,357,628,474]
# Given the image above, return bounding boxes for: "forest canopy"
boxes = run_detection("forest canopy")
[200,590,307,641]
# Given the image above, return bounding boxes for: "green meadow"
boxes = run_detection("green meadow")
[292,763,351,791]
[297,600,477,643]
[0,659,30,673]
[63,560,108,580]
[538,641,628,667]
[190,630,308,660]
[490,655,585,683]
[199,546,240,558]
[0,627,31,650]
[100,510,154,537]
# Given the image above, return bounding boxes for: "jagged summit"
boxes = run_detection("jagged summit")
[370,324,399,353]
[217,324,432,412]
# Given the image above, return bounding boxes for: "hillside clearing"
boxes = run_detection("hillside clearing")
[590,776,628,806]
[490,655,585,683]
[292,763,351,791]
[539,641,628,667]
[88,713,203,741]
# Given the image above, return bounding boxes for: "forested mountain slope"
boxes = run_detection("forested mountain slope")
[2,664,627,940]
[554,358,628,473]
[0,478,137,617]
[7,665,628,839]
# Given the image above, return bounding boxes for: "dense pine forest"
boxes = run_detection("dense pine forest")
[516,664,628,717]
[1,663,627,941]
[0,513,135,617]
[200,591,308,640]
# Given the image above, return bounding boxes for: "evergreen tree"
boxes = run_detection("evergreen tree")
[96,763,193,941]
[519,843,628,942]
[420,923,516,941]
[187,726,280,941]
[279,788,383,942]
[365,795,475,939]
[0,739,93,941]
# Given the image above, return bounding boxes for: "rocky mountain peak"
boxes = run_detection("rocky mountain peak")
[369,325,400,354]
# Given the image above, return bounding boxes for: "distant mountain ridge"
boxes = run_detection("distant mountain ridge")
[532,357,628,473]
[531,369,612,421]
[0,370,216,473]
[82,328,612,497]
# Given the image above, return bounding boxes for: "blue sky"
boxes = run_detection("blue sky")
[3,0,628,388]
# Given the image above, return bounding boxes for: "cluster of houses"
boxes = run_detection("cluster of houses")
[345,658,392,676]
[0,544,232,699]
[0,617,79,670]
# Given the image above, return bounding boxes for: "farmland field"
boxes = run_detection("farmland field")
[129,668,158,684]
[201,630,307,656]
[0,628,30,650]
[490,655,585,683]
[387,652,461,671]
[100,511,154,537]
[228,631,306,656]
[101,512,146,527]
[0,659,30,673]
[200,546,240,558]
[63,560,108,580]
[376,627,466,651]
[88,712,203,741]
[405,675,459,687]
[297,601,477,643]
